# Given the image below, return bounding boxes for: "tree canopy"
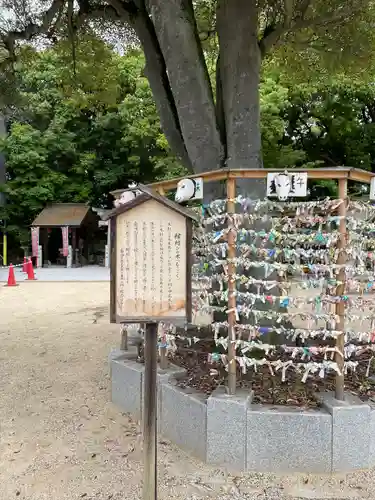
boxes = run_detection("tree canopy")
[1,0,374,180]
[1,0,375,247]
[0,35,183,246]
[2,34,375,245]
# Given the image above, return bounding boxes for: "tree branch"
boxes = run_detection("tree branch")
[259,0,363,56]
[73,1,131,31]
[284,0,294,26]
[259,0,304,56]
[131,2,194,171]
[0,0,137,51]
[67,0,77,78]
[297,0,313,20]
[90,0,191,169]
[106,0,137,21]
[0,0,191,170]
[1,0,66,54]
[293,7,364,31]
[148,0,224,172]
[215,54,226,155]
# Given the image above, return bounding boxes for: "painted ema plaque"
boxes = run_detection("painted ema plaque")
[108,186,198,324]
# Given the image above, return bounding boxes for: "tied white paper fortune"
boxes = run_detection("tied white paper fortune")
[159,194,375,385]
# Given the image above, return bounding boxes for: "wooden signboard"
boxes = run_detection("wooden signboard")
[109,188,197,324]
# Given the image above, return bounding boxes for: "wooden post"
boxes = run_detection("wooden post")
[72,228,77,266]
[143,322,158,500]
[156,186,168,370]
[2,231,6,267]
[120,324,128,351]
[158,323,168,369]
[335,178,347,401]
[226,176,237,395]
[106,219,111,268]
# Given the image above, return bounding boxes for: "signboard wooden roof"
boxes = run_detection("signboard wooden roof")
[105,184,199,222]
[109,185,196,325]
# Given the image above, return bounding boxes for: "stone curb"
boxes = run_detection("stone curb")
[110,355,374,473]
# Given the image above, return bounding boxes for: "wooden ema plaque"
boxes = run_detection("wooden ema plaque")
[109,189,196,324]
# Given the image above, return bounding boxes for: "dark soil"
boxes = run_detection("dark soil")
[166,339,375,408]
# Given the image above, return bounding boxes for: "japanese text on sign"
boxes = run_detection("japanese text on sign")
[115,200,187,319]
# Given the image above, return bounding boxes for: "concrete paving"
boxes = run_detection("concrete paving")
[0,265,110,282]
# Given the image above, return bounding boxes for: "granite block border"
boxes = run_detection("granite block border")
[110,355,375,473]
[318,392,371,472]
[161,382,207,461]
[247,404,332,473]
[207,386,251,471]
[110,352,187,425]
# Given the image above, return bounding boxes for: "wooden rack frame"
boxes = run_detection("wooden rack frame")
[116,167,375,400]
[145,166,374,193]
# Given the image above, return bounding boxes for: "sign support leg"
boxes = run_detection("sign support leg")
[143,321,158,500]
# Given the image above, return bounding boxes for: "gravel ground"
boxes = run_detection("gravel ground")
[0,282,373,500]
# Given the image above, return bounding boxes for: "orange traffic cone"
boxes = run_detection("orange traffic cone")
[22,257,27,273]
[27,258,36,281]
[5,264,18,287]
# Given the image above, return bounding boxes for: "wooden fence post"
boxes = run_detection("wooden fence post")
[335,178,348,401]
[227,176,237,395]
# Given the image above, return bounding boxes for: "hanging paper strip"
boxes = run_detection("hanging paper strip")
[152,194,375,386]
[31,227,39,257]
[61,226,69,257]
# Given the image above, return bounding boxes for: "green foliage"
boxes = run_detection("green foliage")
[259,66,375,196]
[3,15,375,247]
[0,36,183,245]
[283,74,375,171]
[260,76,309,169]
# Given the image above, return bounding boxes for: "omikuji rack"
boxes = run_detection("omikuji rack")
[139,167,375,401]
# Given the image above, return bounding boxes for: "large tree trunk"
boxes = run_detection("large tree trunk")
[217,0,262,170]
[132,6,194,172]
[146,0,224,174]
[215,1,283,352]
[133,0,265,199]
[216,0,265,198]
[132,0,266,200]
